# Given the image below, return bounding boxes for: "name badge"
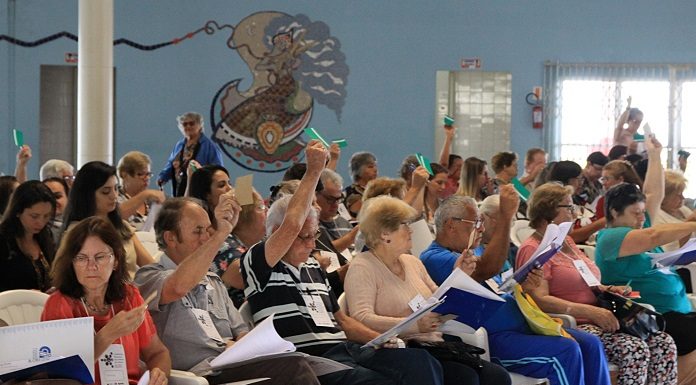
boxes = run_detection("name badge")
[573,260,601,287]
[319,250,341,273]
[191,308,224,342]
[98,344,129,385]
[301,294,334,327]
[408,294,426,312]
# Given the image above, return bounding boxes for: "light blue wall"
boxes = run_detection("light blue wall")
[3,1,696,192]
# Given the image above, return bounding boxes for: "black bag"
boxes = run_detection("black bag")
[406,339,486,371]
[596,291,666,340]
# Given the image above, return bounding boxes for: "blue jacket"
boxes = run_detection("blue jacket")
[157,133,224,183]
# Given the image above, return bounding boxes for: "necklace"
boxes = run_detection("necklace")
[81,297,109,314]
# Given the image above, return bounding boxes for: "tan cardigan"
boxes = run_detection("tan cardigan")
[344,250,440,337]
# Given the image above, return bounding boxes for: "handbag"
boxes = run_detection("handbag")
[406,339,486,371]
[513,284,574,339]
[595,291,665,340]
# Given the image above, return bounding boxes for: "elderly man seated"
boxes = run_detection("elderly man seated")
[241,141,444,385]
[135,195,319,385]
[418,191,611,385]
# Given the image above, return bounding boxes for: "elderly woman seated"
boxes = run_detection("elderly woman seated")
[517,182,678,385]
[653,169,696,251]
[597,182,696,384]
[344,195,511,385]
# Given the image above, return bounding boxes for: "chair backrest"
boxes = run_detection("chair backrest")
[510,220,534,247]
[576,244,596,261]
[0,290,50,326]
[337,292,348,315]
[135,231,163,262]
[238,301,254,327]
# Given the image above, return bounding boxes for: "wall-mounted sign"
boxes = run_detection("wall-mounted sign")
[460,57,481,69]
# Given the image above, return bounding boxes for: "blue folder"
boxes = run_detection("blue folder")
[0,355,93,384]
[433,287,506,328]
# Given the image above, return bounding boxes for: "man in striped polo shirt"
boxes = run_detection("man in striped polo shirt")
[242,141,444,385]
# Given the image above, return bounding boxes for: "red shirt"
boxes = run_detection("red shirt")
[41,284,157,385]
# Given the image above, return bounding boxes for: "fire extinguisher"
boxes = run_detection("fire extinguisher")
[526,92,543,129]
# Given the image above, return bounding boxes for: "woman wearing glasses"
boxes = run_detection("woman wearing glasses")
[117,151,165,231]
[188,165,267,308]
[0,181,56,292]
[63,161,156,280]
[157,112,223,197]
[595,181,696,384]
[43,217,170,385]
[517,182,678,385]
[344,195,512,385]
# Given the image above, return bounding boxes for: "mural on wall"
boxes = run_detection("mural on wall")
[211,12,349,172]
[1,11,348,173]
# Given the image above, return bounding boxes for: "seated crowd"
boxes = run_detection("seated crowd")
[3,109,696,385]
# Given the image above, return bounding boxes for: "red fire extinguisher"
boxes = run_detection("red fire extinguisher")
[526,92,543,129]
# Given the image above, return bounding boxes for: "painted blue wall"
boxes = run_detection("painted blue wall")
[3,1,696,192]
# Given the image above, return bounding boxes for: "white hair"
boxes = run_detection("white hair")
[433,195,478,233]
[320,168,344,189]
[265,195,318,237]
[479,194,500,217]
[40,159,74,180]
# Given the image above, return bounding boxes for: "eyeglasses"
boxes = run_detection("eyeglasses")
[320,193,345,205]
[63,175,75,182]
[73,252,114,267]
[255,203,268,212]
[451,217,483,229]
[181,121,197,127]
[135,171,154,178]
[557,204,577,213]
[297,229,322,242]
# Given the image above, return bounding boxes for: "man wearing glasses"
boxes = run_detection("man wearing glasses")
[420,185,519,285]
[241,141,444,385]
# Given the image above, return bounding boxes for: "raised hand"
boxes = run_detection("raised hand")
[214,190,241,234]
[411,166,430,190]
[306,140,329,174]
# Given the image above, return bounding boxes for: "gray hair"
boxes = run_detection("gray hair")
[265,195,318,237]
[40,159,74,181]
[434,195,478,233]
[478,194,500,217]
[349,151,376,182]
[320,168,344,189]
[176,112,205,134]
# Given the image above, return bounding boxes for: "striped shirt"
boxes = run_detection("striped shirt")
[242,241,347,356]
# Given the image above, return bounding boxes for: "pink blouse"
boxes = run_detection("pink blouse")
[516,235,600,307]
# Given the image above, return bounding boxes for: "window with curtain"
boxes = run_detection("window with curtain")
[544,62,696,198]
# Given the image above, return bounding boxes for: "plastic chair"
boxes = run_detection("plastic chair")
[238,301,255,327]
[510,220,534,247]
[0,290,209,385]
[135,231,164,262]
[441,320,548,385]
[576,244,596,261]
[0,289,49,325]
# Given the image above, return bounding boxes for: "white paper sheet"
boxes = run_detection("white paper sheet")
[362,297,444,348]
[648,238,696,267]
[210,314,295,368]
[140,203,162,232]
